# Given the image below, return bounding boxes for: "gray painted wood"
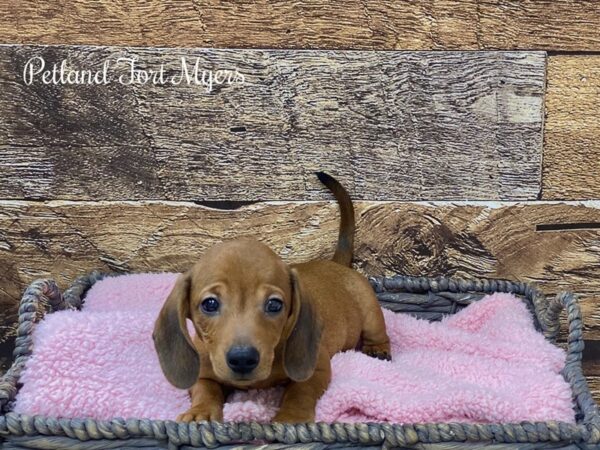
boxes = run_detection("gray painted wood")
[0,45,545,201]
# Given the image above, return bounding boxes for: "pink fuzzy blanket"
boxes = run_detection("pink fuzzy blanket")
[13,273,575,424]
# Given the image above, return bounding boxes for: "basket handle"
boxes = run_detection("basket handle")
[0,279,64,413]
[549,292,600,443]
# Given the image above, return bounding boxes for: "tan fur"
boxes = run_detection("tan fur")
[153,174,390,423]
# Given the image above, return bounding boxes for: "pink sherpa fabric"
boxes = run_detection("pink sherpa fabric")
[13,273,575,424]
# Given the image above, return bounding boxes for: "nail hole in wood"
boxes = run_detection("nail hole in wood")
[230,126,247,133]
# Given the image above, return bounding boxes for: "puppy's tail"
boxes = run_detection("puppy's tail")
[316,172,355,267]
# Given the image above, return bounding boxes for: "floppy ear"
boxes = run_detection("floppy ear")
[283,269,322,382]
[152,273,200,389]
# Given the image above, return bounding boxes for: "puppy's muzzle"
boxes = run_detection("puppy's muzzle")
[226,345,260,375]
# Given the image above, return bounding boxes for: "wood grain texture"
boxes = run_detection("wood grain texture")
[0,45,545,201]
[1,1,600,51]
[543,56,600,200]
[1,200,599,342]
[577,298,600,342]
[585,376,600,404]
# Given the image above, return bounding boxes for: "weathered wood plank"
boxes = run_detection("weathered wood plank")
[0,45,545,201]
[1,1,600,51]
[543,56,600,200]
[584,376,600,404]
[1,200,599,344]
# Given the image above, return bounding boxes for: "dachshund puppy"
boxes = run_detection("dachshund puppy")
[153,173,391,423]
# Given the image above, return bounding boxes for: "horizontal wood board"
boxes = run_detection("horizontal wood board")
[0,45,545,201]
[1,200,599,341]
[1,1,600,51]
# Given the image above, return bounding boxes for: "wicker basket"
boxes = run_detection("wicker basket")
[1,272,599,449]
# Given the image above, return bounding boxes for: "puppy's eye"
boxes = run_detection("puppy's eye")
[201,297,220,314]
[265,297,283,314]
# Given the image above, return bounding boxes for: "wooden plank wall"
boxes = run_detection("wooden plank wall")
[1,0,600,399]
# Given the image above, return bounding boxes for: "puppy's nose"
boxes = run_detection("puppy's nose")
[226,345,260,374]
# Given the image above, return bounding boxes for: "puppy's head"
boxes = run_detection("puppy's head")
[153,238,321,389]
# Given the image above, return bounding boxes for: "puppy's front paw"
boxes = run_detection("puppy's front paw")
[273,408,314,424]
[177,405,223,422]
[362,342,392,361]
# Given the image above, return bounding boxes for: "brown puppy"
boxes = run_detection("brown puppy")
[153,173,391,423]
